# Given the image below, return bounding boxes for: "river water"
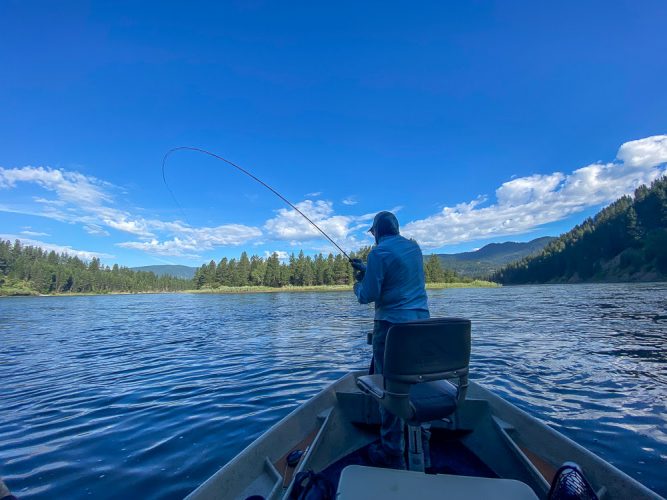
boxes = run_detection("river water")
[0,283,665,498]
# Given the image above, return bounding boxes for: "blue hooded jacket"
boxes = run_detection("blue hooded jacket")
[353,212,430,323]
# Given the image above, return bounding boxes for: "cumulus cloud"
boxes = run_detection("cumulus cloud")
[342,196,358,206]
[0,234,114,261]
[117,224,262,257]
[263,199,376,253]
[0,165,264,257]
[0,166,155,236]
[403,135,667,248]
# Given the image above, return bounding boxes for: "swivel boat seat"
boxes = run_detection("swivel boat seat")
[356,317,471,472]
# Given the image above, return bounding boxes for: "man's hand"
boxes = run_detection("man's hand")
[350,259,366,282]
[350,258,366,271]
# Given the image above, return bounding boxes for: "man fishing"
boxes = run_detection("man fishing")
[351,211,430,469]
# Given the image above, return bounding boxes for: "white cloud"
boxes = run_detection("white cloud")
[263,199,377,255]
[264,200,373,241]
[616,135,667,168]
[305,191,322,197]
[117,238,201,258]
[20,230,50,237]
[0,166,112,206]
[83,224,111,236]
[2,134,665,260]
[117,224,262,257]
[403,135,667,249]
[0,166,155,237]
[0,165,264,257]
[264,250,290,261]
[0,234,114,261]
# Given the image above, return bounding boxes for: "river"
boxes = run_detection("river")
[0,283,665,498]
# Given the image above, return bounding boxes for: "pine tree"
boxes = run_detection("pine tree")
[237,252,251,286]
[264,253,281,287]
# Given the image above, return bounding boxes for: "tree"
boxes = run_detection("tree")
[263,253,282,287]
[237,252,251,286]
[424,255,445,283]
[249,255,266,285]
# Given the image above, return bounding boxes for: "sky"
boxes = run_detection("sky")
[1,1,666,268]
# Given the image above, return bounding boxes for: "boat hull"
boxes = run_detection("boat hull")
[186,372,661,500]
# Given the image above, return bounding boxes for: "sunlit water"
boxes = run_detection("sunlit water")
[1,283,666,498]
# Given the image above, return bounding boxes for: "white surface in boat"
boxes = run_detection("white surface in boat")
[337,465,539,500]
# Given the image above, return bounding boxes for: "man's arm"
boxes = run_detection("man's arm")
[354,250,383,304]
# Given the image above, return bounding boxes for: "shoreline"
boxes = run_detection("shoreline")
[0,280,499,298]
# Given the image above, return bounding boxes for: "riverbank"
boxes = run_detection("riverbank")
[190,281,498,294]
[0,280,499,297]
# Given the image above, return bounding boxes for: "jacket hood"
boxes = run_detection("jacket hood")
[369,211,400,242]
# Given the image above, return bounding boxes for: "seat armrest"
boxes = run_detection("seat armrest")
[356,375,385,400]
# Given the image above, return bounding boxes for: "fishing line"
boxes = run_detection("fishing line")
[162,146,352,261]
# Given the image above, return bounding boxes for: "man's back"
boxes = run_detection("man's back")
[355,233,429,323]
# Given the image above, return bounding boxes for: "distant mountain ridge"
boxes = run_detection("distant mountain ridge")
[430,237,556,278]
[130,265,197,279]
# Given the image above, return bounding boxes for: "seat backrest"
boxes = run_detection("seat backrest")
[384,317,471,384]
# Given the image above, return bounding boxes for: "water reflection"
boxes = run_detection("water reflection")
[0,283,665,498]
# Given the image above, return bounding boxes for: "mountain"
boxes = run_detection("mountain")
[130,265,197,280]
[494,176,667,284]
[429,237,556,278]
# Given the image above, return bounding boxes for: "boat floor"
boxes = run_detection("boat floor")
[320,428,497,488]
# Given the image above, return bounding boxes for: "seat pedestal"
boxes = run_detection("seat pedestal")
[407,424,424,472]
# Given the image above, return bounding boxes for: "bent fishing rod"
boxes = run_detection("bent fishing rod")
[162,146,353,262]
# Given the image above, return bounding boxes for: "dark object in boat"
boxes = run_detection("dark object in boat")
[287,450,304,467]
[548,462,599,500]
[290,470,335,500]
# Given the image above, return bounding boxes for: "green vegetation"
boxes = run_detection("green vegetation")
[0,240,191,295]
[495,176,667,284]
[193,248,476,290]
[1,239,487,297]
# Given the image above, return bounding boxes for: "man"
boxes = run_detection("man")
[351,211,430,469]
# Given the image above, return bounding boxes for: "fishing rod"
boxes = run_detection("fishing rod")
[162,146,353,261]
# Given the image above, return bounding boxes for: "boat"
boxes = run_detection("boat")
[186,318,661,500]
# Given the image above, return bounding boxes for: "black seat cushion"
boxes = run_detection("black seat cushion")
[409,380,458,423]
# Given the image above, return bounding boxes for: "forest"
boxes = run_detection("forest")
[0,241,463,295]
[0,240,190,295]
[494,176,667,284]
[192,250,461,289]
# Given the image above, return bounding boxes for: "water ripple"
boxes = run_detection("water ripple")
[0,284,665,498]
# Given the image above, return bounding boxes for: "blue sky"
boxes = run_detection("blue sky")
[1,1,666,267]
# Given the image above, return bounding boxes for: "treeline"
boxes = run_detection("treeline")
[0,240,191,294]
[495,176,667,284]
[0,239,470,296]
[194,249,466,289]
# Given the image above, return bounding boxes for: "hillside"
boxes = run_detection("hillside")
[131,265,197,280]
[494,176,667,284]
[431,237,555,278]
[0,240,191,295]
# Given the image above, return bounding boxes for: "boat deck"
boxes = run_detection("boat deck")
[320,428,497,487]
